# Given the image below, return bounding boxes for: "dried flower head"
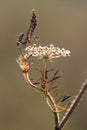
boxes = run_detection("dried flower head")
[16,55,30,73]
[25,44,71,60]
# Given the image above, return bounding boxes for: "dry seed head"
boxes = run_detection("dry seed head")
[17,55,30,73]
[32,9,36,13]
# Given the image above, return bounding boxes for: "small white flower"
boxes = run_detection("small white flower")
[25,44,71,60]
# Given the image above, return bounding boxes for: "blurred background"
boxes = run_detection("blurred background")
[0,0,87,130]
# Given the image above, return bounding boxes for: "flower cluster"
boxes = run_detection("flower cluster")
[24,44,71,60]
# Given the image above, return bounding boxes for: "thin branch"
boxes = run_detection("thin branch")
[54,112,60,130]
[59,79,87,129]
[23,73,40,91]
[41,60,60,130]
[42,59,47,82]
[46,97,53,111]
[48,76,61,84]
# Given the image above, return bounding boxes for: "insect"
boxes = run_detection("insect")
[17,9,37,47]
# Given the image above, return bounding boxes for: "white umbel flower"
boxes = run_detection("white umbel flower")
[25,44,71,60]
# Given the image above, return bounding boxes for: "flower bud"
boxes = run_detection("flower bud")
[17,55,30,73]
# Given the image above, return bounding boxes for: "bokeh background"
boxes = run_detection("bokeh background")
[0,0,87,130]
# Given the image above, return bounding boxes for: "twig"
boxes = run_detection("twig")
[23,73,40,90]
[59,79,87,129]
[54,112,60,130]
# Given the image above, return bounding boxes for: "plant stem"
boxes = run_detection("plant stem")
[54,112,60,130]
[59,79,87,129]
[23,73,40,90]
[42,59,47,82]
[42,59,60,130]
